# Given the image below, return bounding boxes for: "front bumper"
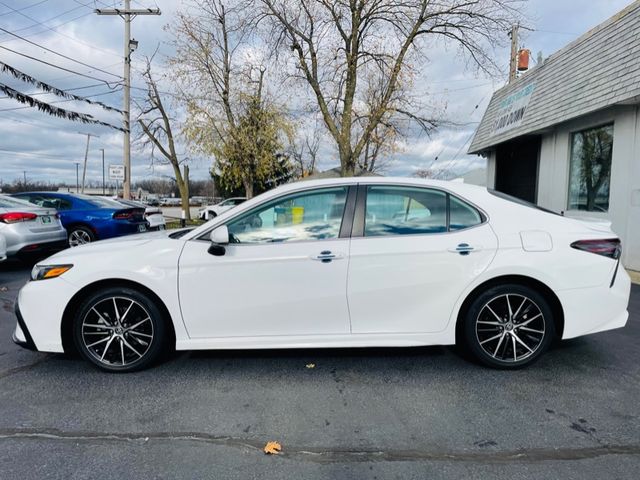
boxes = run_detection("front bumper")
[13,302,37,351]
[12,277,71,353]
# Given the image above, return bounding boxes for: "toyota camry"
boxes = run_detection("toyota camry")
[13,178,630,372]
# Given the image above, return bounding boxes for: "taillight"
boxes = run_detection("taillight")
[0,212,38,223]
[113,211,132,220]
[571,238,621,259]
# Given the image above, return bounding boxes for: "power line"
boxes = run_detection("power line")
[0,88,122,112]
[0,45,120,87]
[0,82,124,131]
[0,1,121,60]
[0,1,89,35]
[432,95,489,178]
[0,82,107,100]
[0,0,49,17]
[0,26,122,79]
[1,113,93,133]
[43,61,122,83]
[0,148,80,159]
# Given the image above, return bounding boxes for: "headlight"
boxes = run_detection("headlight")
[31,264,73,281]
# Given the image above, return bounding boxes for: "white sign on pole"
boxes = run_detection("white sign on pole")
[109,164,125,181]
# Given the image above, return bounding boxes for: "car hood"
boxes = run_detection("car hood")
[42,229,182,263]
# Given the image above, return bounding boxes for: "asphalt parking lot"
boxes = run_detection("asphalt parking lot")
[1,262,639,479]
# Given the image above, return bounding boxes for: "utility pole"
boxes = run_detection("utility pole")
[95,1,161,200]
[74,163,80,193]
[100,148,106,195]
[508,23,519,83]
[79,132,99,194]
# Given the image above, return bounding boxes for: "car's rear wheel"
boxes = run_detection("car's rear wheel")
[72,287,167,372]
[68,226,94,247]
[207,211,217,220]
[462,284,554,369]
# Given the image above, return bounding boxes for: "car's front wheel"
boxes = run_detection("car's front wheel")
[462,284,554,369]
[73,287,167,372]
[68,226,94,247]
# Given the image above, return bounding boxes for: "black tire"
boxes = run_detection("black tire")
[207,211,217,220]
[68,226,95,247]
[72,287,167,372]
[462,284,554,369]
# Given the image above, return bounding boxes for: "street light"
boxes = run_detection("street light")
[100,149,105,195]
[74,162,80,193]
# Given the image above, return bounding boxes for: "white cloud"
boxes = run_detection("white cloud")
[0,0,633,185]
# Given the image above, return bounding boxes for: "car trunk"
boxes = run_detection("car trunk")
[0,206,61,233]
[113,208,146,223]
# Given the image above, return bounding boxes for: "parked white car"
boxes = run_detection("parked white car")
[0,233,6,262]
[116,199,166,231]
[198,197,246,220]
[14,178,630,372]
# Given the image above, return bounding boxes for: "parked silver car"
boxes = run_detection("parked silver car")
[0,194,67,259]
[0,233,6,262]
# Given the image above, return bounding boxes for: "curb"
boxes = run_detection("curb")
[627,269,640,285]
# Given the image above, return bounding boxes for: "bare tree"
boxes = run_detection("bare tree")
[290,117,321,178]
[136,58,191,219]
[259,0,520,176]
[171,0,293,198]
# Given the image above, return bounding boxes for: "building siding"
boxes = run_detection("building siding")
[469,1,640,154]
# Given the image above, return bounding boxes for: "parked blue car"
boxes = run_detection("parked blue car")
[13,192,149,247]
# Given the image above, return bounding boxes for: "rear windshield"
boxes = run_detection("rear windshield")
[488,189,560,216]
[0,195,37,209]
[118,199,145,208]
[77,195,125,208]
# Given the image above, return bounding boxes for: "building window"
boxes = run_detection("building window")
[567,124,613,212]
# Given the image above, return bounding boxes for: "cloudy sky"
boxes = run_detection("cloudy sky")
[0,0,634,188]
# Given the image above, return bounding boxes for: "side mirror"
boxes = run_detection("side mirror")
[208,225,229,256]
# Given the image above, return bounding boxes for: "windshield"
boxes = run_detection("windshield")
[77,195,127,208]
[0,195,38,209]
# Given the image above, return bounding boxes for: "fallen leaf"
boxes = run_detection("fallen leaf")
[306,363,315,369]
[0,287,7,292]
[263,441,282,455]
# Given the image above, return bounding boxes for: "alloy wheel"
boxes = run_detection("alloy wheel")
[81,296,154,368]
[69,229,92,247]
[475,293,546,363]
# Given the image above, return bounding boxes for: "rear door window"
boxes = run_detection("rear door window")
[364,186,447,236]
[449,195,483,231]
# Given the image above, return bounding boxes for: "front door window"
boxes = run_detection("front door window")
[227,187,348,244]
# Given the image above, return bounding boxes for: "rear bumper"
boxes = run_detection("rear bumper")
[97,221,149,239]
[4,229,67,257]
[16,239,68,257]
[559,267,631,339]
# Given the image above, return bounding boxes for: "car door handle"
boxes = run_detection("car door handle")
[311,250,344,263]
[448,243,479,256]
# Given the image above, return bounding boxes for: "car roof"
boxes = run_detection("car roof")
[184,177,491,241]
[283,176,488,196]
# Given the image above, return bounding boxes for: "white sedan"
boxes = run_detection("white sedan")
[198,197,246,220]
[13,178,630,372]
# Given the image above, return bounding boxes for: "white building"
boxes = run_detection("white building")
[469,1,640,270]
